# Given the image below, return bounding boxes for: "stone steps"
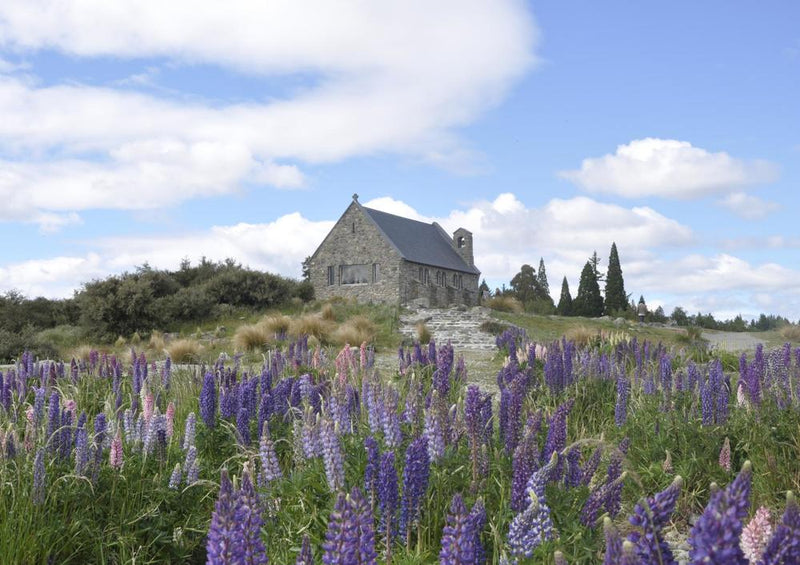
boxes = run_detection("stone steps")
[398,306,498,351]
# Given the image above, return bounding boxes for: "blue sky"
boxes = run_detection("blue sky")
[0,1,798,320]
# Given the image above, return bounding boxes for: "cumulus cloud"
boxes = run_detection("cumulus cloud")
[559,138,778,198]
[0,2,537,227]
[718,191,780,219]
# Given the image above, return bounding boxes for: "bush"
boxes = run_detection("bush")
[262,315,292,337]
[485,296,523,313]
[479,320,510,336]
[564,325,598,347]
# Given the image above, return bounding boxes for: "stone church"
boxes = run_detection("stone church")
[309,195,480,307]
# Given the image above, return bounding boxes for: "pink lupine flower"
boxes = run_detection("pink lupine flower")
[26,406,35,424]
[143,391,155,423]
[737,381,749,409]
[662,450,673,474]
[166,402,175,438]
[719,437,732,473]
[109,430,124,469]
[360,341,367,370]
[741,506,773,563]
[64,399,77,414]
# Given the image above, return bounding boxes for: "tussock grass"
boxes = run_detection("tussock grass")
[780,324,800,342]
[416,322,432,344]
[320,303,336,321]
[233,323,273,351]
[166,338,204,363]
[148,330,166,351]
[332,315,377,346]
[289,314,335,342]
[69,344,96,362]
[262,314,292,336]
[564,325,598,346]
[485,296,523,313]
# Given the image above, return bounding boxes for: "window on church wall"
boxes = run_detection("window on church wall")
[373,263,380,283]
[340,264,370,285]
[457,236,465,248]
[327,266,335,286]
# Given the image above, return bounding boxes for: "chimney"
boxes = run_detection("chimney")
[452,228,474,267]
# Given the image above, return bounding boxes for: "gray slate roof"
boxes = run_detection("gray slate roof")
[362,206,480,274]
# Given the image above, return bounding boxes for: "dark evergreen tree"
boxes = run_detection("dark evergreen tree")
[556,276,573,316]
[479,279,490,293]
[536,258,550,299]
[603,242,627,314]
[589,250,605,283]
[301,256,312,282]
[510,264,540,303]
[573,261,603,317]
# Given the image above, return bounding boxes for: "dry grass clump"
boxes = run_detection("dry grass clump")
[262,315,292,337]
[333,315,377,346]
[149,330,166,351]
[321,303,336,321]
[166,339,204,363]
[290,314,335,342]
[416,322,432,344]
[233,323,274,351]
[70,344,96,362]
[780,324,800,342]
[564,325,598,347]
[485,296,523,313]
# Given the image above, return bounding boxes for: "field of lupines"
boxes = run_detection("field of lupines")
[2,330,800,563]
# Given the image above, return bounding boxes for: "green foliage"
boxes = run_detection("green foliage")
[537,258,551,299]
[573,261,603,317]
[603,243,627,314]
[556,277,573,317]
[77,259,310,339]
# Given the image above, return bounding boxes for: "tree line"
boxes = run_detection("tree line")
[490,242,796,331]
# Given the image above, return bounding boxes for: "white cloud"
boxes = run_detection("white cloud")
[0,2,537,227]
[718,191,780,219]
[559,138,778,198]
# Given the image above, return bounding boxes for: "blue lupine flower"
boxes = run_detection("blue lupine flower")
[440,494,476,564]
[507,490,557,558]
[32,447,46,505]
[200,372,217,429]
[400,436,430,538]
[627,476,683,565]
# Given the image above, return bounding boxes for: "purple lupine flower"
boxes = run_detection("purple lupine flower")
[258,423,282,488]
[183,446,198,485]
[320,418,345,492]
[5,430,16,459]
[233,469,268,564]
[46,390,60,454]
[168,463,182,490]
[433,341,454,398]
[511,433,539,513]
[400,436,430,539]
[603,517,623,565]
[627,476,683,565]
[541,399,573,478]
[440,494,476,564]
[237,406,251,446]
[603,438,629,517]
[525,452,559,506]
[615,374,629,427]
[32,447,46,505]
[424,400,446,463]
[378,451,399,540]
[183,412,196,450]
[74,427,89,475]
[580,472,628,527]
[507,490,557,559]
[296,534,313,565]
[322,487,377,565]
[200,372,217,429]
[59,408,73,461]
[760,491,800,565]
[564,446,583,488]
[350,486,378,565]
[469,498,487,565]
[381,387,402,449]
[688,461,752,564]
[207,469,237,564]
[33,386,45,427]
[364,436,380,506]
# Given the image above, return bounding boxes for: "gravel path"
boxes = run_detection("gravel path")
[701,331,766,352]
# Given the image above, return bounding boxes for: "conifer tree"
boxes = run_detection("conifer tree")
[604,242,627,314]
[574,261,603,317]
[556,276,573,316]
[537,258,551,299]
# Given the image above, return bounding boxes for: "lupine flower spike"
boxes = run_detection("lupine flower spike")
[719,437,732,473]
[740,506,772,564]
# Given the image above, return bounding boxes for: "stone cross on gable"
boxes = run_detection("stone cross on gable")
[352,193,359,201]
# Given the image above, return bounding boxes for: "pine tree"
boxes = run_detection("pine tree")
[537,258,550,299]
[510,264,540,304]
[556,276,573,316]
[603,242,627,314]
[574,261,603,317]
